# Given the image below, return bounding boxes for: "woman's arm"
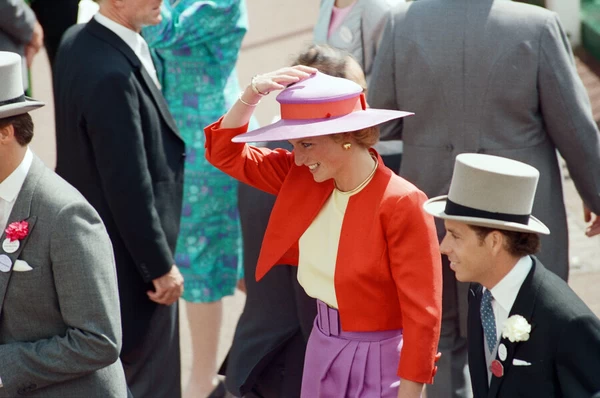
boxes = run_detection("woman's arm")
[221,65,316,129]
[205,66,317,193]
[386,189,443,385]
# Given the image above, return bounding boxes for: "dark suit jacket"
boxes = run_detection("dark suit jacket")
[53,19,185,354]
[467,258,600,397]
[222,141,316,397]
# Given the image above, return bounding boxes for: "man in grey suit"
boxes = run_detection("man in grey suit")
[0,51,127,397]
[369,1,600,397]
[0,0,44,90]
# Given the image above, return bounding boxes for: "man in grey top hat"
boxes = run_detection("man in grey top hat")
[0,51,128,397]
[369,1,600,396]
[425,153,600,398]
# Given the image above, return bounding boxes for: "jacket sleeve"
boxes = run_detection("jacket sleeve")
[143,0,247,50]
[0,202,122,396]
[538,13,600,214]
[386,190,442,383]
[83,72,174,282]
[204,117,294,196]
[0,0,36,45]
[556,314,600,396]
[367,12,404,141]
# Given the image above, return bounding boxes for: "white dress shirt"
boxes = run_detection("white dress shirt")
[94,13,161,88]
[0,149,33,230]
[483,255,533,383]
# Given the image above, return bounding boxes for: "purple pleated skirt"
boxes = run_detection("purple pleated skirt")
[300,300,403,398]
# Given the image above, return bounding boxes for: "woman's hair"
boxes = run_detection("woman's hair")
[292,44,377,148]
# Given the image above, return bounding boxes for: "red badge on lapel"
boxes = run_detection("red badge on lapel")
[491,360,504,378]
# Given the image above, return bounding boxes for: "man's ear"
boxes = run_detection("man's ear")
[486,230,505,256]
[0,124,14,144]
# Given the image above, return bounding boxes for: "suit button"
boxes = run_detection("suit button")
[446,144,454,152]
[182,153,186,157]
[476,148,485,153]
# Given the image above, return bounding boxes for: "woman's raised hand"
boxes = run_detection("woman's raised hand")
[251,65,318,95]
[221,65,317,129]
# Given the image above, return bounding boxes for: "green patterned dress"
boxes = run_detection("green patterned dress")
[143,0,252,303]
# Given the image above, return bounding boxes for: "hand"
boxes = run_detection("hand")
[237,278,246,294]
[147,265,184,305]
[251,65,318,96]
[24,44,37,68]
[584,204,600,237]
[25,21,44,67]
[396,379,423,398]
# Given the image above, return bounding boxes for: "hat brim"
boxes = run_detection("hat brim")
[0,97,45,119]
[423,195,550,235]
[232,109,413,143]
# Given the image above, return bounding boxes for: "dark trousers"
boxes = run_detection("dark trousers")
[31,0,80,67]
[121,303,182,398]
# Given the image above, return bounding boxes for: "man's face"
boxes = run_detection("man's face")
[120,0,163,31]
[440,220,494,284]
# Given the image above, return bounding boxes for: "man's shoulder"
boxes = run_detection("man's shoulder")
[57,21,135,76]
[533,262,596,322]
[31,162,94,214]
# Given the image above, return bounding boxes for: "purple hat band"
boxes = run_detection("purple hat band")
[232,72,413,143]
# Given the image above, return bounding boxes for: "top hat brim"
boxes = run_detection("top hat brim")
[423,195,550,235]
[232,109,413,143]
[0,97,45,119]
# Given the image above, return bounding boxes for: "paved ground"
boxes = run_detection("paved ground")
[26,18,600,391]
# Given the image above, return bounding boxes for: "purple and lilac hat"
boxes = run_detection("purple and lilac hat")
[231,72,413,143]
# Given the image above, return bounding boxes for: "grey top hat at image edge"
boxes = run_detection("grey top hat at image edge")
[423,153,550,235]
[0,51,44,119]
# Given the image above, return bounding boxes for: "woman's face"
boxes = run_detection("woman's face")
[289,135,348,184]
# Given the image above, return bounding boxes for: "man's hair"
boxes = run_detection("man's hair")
[469,225,541,257]
[0,113,34,146]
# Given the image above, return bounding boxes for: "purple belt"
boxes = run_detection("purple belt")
[315,300,402,340]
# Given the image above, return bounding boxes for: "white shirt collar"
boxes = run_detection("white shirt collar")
[94,13,147,55]
[488,255,533,314]
[0,148,33,203]
[94,13,161,88]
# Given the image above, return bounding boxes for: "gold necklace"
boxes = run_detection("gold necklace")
[335,157,378,195]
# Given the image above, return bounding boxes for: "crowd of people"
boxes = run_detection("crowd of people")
[1,0,600,397]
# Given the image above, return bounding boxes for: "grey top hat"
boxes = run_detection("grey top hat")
[423,153,550,235]
[0,52,44,119]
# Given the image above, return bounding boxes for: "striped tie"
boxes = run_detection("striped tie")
[480,289,497,354]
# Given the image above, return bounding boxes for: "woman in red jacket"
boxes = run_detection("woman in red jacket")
[204,66,442,398]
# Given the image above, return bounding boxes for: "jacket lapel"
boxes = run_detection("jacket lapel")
[467,283,490,397]
[255,164,334,280]
[0,157,44,319]
[313,0,334,43]
[86,19,183,142]
[487,257,542,398]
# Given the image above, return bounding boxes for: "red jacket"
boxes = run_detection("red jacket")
[205,118,442,384]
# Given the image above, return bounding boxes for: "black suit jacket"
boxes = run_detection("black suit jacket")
[53,19,185,354]
[467,258,600,398]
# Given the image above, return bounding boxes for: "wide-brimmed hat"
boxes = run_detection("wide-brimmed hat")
[232,71,413,143]
[0,52,44,119]
[423,153,550,234]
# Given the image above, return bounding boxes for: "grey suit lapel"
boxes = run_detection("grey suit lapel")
[488,257,542,398]
[313,0,334,43]
[0,156,44,319]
